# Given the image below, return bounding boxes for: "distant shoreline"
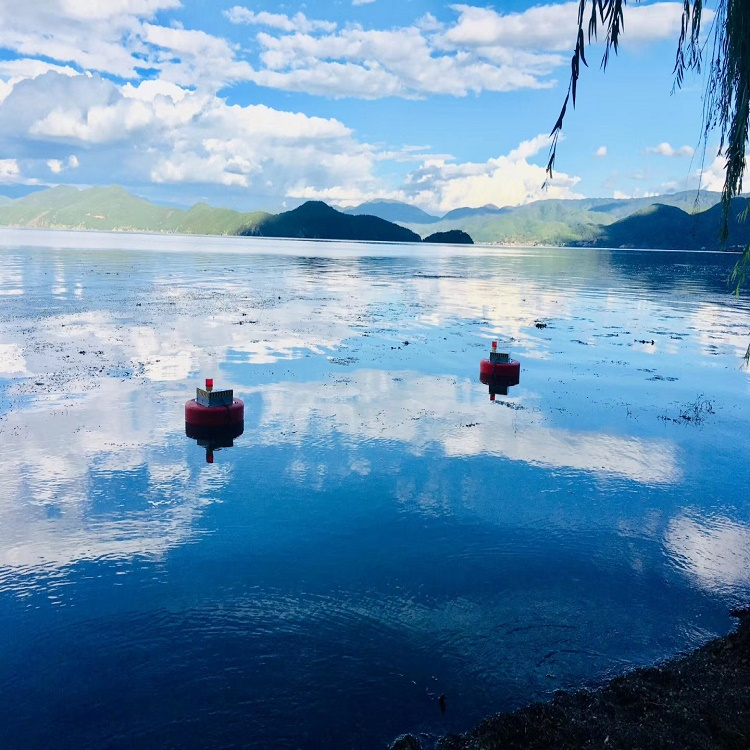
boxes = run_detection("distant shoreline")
[0,225,743,254]
[1,185,747,250]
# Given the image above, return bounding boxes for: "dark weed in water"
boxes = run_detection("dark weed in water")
[659,394,715,425]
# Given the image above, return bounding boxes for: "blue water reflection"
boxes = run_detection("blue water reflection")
[0,230,749,749]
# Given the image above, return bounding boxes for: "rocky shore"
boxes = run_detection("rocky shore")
[393,609,750,750]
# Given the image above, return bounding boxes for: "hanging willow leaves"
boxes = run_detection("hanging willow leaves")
[546,0,750,290]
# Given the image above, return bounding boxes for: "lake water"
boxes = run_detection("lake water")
[0,229,749,749]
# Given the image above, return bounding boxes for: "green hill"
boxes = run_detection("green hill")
[0,186,267,235]
[343,200,441,225]
[584,198,750,250]
[0,185,180,231]
[169,202,267,235]
[241,201,421,242]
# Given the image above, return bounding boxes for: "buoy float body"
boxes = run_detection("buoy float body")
[185,399,244,429]
[479,358,520,383]
[185,379,244,433]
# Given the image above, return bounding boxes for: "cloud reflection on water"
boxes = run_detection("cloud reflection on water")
[0,238,746,586]
[0,361,681,574]
[0,380,230,572]
[664,514,750,596]
[252,371,679,485]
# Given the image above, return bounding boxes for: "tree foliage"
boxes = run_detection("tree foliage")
[547,0,750,290]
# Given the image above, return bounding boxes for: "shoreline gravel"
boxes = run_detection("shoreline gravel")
[393,609,750,750]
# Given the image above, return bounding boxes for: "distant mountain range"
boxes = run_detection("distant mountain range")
[0,184,745,250]
[0,187,453,244]
[390,192,733,247]
[342,200,441,225]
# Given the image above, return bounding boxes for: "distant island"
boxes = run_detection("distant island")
[423,230,474,244]
[238,200,421,242]
[0,184,746,250]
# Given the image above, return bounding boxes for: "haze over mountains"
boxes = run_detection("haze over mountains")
[0,185,745,250]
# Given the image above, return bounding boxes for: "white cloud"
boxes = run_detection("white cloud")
[0,0,712,203]
[507,133,554,161]
[0,0,700,104]
[0,1,246,86]
[694,152,750,192]
[249,24,556,99]
[140,22,255,88]
[595,146,607,158]
[0,159,20,182]
[401,133,582,212]
[214,2,691,100]
[59,0,181,21]
[0,70,583,209]
[46,155,79,173]
[0,71,377,197]
[645,142,695,158]
[697,154,725,191]
[0,1,154,78]
[613,188,659,199]
[353,0,377,4]
[608,149,746,198]
[0,58,79,105]
[32,99,154,143]
[0,69,581,208]
[442,2,686,52]
[224,7,337,33]
[295,133,583,212]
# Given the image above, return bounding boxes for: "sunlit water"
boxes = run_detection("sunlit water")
[0,229,749,749]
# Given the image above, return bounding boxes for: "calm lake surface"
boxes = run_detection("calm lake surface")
[1,229,749,749]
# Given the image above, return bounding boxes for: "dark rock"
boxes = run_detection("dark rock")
[436,736,463,750]
[390,733,423,750]
[425,609,750,750]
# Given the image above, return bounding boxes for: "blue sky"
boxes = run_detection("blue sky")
[0,0,724,213]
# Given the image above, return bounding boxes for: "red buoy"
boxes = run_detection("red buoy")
[480,341,520,382]
[479,342,520,400]
[185,379,244,461]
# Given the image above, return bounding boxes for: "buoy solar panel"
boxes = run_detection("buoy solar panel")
[185,379,244,430]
